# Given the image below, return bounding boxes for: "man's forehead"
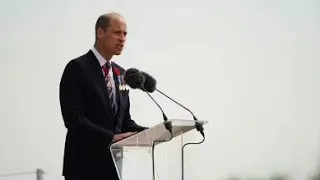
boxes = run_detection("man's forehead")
[109,18,127,29]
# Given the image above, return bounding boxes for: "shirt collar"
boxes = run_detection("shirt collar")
[91,47,111,67]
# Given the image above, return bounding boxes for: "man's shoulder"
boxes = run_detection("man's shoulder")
[60,51,94,80]
[64,50,93,69]
[71,50,92,64]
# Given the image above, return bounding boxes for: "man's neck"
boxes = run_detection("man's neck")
[94,44,113,61]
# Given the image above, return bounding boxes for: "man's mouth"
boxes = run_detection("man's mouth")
[117,44,123,49]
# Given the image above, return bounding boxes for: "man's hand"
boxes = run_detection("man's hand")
[112,132,137,143]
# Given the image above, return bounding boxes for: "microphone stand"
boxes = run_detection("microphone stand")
[139,85,173,180]
[155,88,206,180]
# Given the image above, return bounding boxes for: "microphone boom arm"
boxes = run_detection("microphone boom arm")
[155,88,204,137]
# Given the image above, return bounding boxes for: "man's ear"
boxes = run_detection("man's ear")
[97,28,104,38]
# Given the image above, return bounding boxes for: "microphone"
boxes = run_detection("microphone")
[139,70,156,93]
[123,68,145,89]
[123,68,172,131]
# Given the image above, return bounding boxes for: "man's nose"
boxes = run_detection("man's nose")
[118,34,126,42]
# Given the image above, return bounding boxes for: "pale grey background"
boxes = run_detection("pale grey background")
[0,0,319,179]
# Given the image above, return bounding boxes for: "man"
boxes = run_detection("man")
[59,12,147,180]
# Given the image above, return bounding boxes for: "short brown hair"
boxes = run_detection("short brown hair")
[95,14,110,36]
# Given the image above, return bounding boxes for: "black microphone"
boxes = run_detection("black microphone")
[139,70,157,93]
[123,68,171,130]
[123,68,145,89]
[140,71,205,137]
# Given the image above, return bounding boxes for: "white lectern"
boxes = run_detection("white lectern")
[110,119,208,180]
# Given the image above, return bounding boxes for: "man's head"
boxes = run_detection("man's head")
[94,12,127,58]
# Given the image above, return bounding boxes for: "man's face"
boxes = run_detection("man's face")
[97,16,127,55]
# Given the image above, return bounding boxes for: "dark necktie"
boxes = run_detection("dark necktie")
[102,62,117,115]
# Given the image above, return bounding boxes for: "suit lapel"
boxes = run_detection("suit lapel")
[112,63,124,117]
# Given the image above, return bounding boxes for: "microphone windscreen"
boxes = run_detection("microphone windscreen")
[141,71,157,93]
[124,68,145,89]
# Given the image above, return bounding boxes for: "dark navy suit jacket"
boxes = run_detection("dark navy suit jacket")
[59,50,146,179]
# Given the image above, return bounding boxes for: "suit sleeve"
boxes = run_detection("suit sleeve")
[121,91,148,132]
[59,60,114,145]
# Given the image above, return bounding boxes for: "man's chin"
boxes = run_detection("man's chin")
[113,51,122,55]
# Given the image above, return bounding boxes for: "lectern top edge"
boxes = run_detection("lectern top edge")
[110,119,208,148]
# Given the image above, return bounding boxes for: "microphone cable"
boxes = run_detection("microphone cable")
[181,133,205,180]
